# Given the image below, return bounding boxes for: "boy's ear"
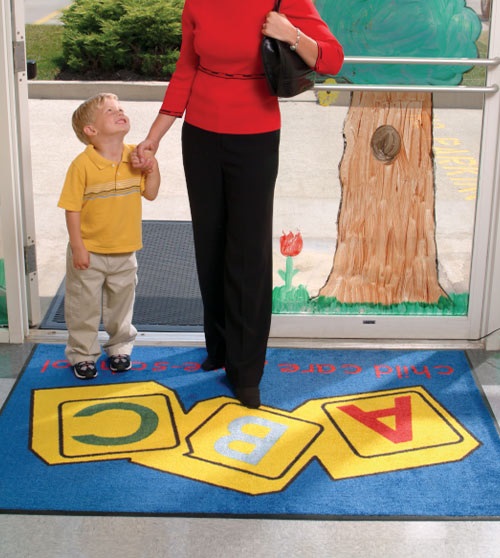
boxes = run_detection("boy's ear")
[83,124,97,137]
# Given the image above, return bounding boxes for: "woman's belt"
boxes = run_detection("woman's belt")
[199,65,265,80]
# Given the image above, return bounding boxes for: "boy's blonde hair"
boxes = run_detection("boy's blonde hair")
[72,92,118,145]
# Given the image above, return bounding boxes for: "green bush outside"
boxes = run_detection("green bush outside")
[60,0,183,79]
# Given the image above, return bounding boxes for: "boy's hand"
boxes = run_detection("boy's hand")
[72,245,90,270]
[130,148,142,168]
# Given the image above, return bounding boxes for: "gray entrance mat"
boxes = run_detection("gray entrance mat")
[40,220,203,332]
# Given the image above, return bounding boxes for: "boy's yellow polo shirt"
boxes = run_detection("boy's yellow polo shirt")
[58,144,146,254]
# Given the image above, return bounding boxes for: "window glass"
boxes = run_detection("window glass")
[271,0,490,317]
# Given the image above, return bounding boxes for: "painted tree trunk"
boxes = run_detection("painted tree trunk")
[319,91,446,305]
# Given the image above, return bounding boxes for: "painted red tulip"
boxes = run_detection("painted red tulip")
[279,231,303,290]
[280,231,303,257]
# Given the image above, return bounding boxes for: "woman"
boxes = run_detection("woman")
[136,0,343,408]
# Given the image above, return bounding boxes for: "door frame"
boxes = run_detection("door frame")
[0,0,40,342]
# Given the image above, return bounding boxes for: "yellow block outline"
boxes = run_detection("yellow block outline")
[31,382,481,495]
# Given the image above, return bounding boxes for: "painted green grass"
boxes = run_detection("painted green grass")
[272,286,469,316]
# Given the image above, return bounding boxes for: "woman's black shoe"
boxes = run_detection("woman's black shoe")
[235,387,261,408]
[201,357,225,371]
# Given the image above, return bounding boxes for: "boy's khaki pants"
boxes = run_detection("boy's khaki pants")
[64,246,138,365]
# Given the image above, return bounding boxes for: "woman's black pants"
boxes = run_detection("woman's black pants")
[182,122,280,388]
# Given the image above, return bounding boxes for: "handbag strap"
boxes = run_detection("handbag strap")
[273,0,281,12]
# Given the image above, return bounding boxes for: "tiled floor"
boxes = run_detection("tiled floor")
[0,342,499,558]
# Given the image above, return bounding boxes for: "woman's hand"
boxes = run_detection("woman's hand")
[262,11,297,45]
[262,11,319,69]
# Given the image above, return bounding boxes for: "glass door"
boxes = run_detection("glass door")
[270,0,499,341]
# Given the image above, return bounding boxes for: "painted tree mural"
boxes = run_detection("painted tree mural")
[315,0,481,305]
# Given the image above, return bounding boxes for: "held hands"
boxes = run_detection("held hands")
[132,140,158,173]
[137,147,161,201]
[262,11,297,46]
[131,146,158,174]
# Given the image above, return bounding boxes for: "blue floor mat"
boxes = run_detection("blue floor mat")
[1,345,499,518]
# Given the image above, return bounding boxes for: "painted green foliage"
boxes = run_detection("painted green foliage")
[315,0,482,84]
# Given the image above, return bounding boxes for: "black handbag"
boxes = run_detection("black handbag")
[261,0,316,97]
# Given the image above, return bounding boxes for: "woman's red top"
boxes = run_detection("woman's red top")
[160,0,344,134]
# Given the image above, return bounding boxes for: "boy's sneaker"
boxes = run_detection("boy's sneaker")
[109,354,131,372]
[73,361,97,380]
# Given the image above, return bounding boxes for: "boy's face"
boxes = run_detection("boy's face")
[84,98,130,140]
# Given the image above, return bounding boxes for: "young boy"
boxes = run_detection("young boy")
[58,93,160,380]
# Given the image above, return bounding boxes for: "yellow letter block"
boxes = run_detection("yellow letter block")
[132,402,323,494]
[309,386,480,479]
[31,382,181,462]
